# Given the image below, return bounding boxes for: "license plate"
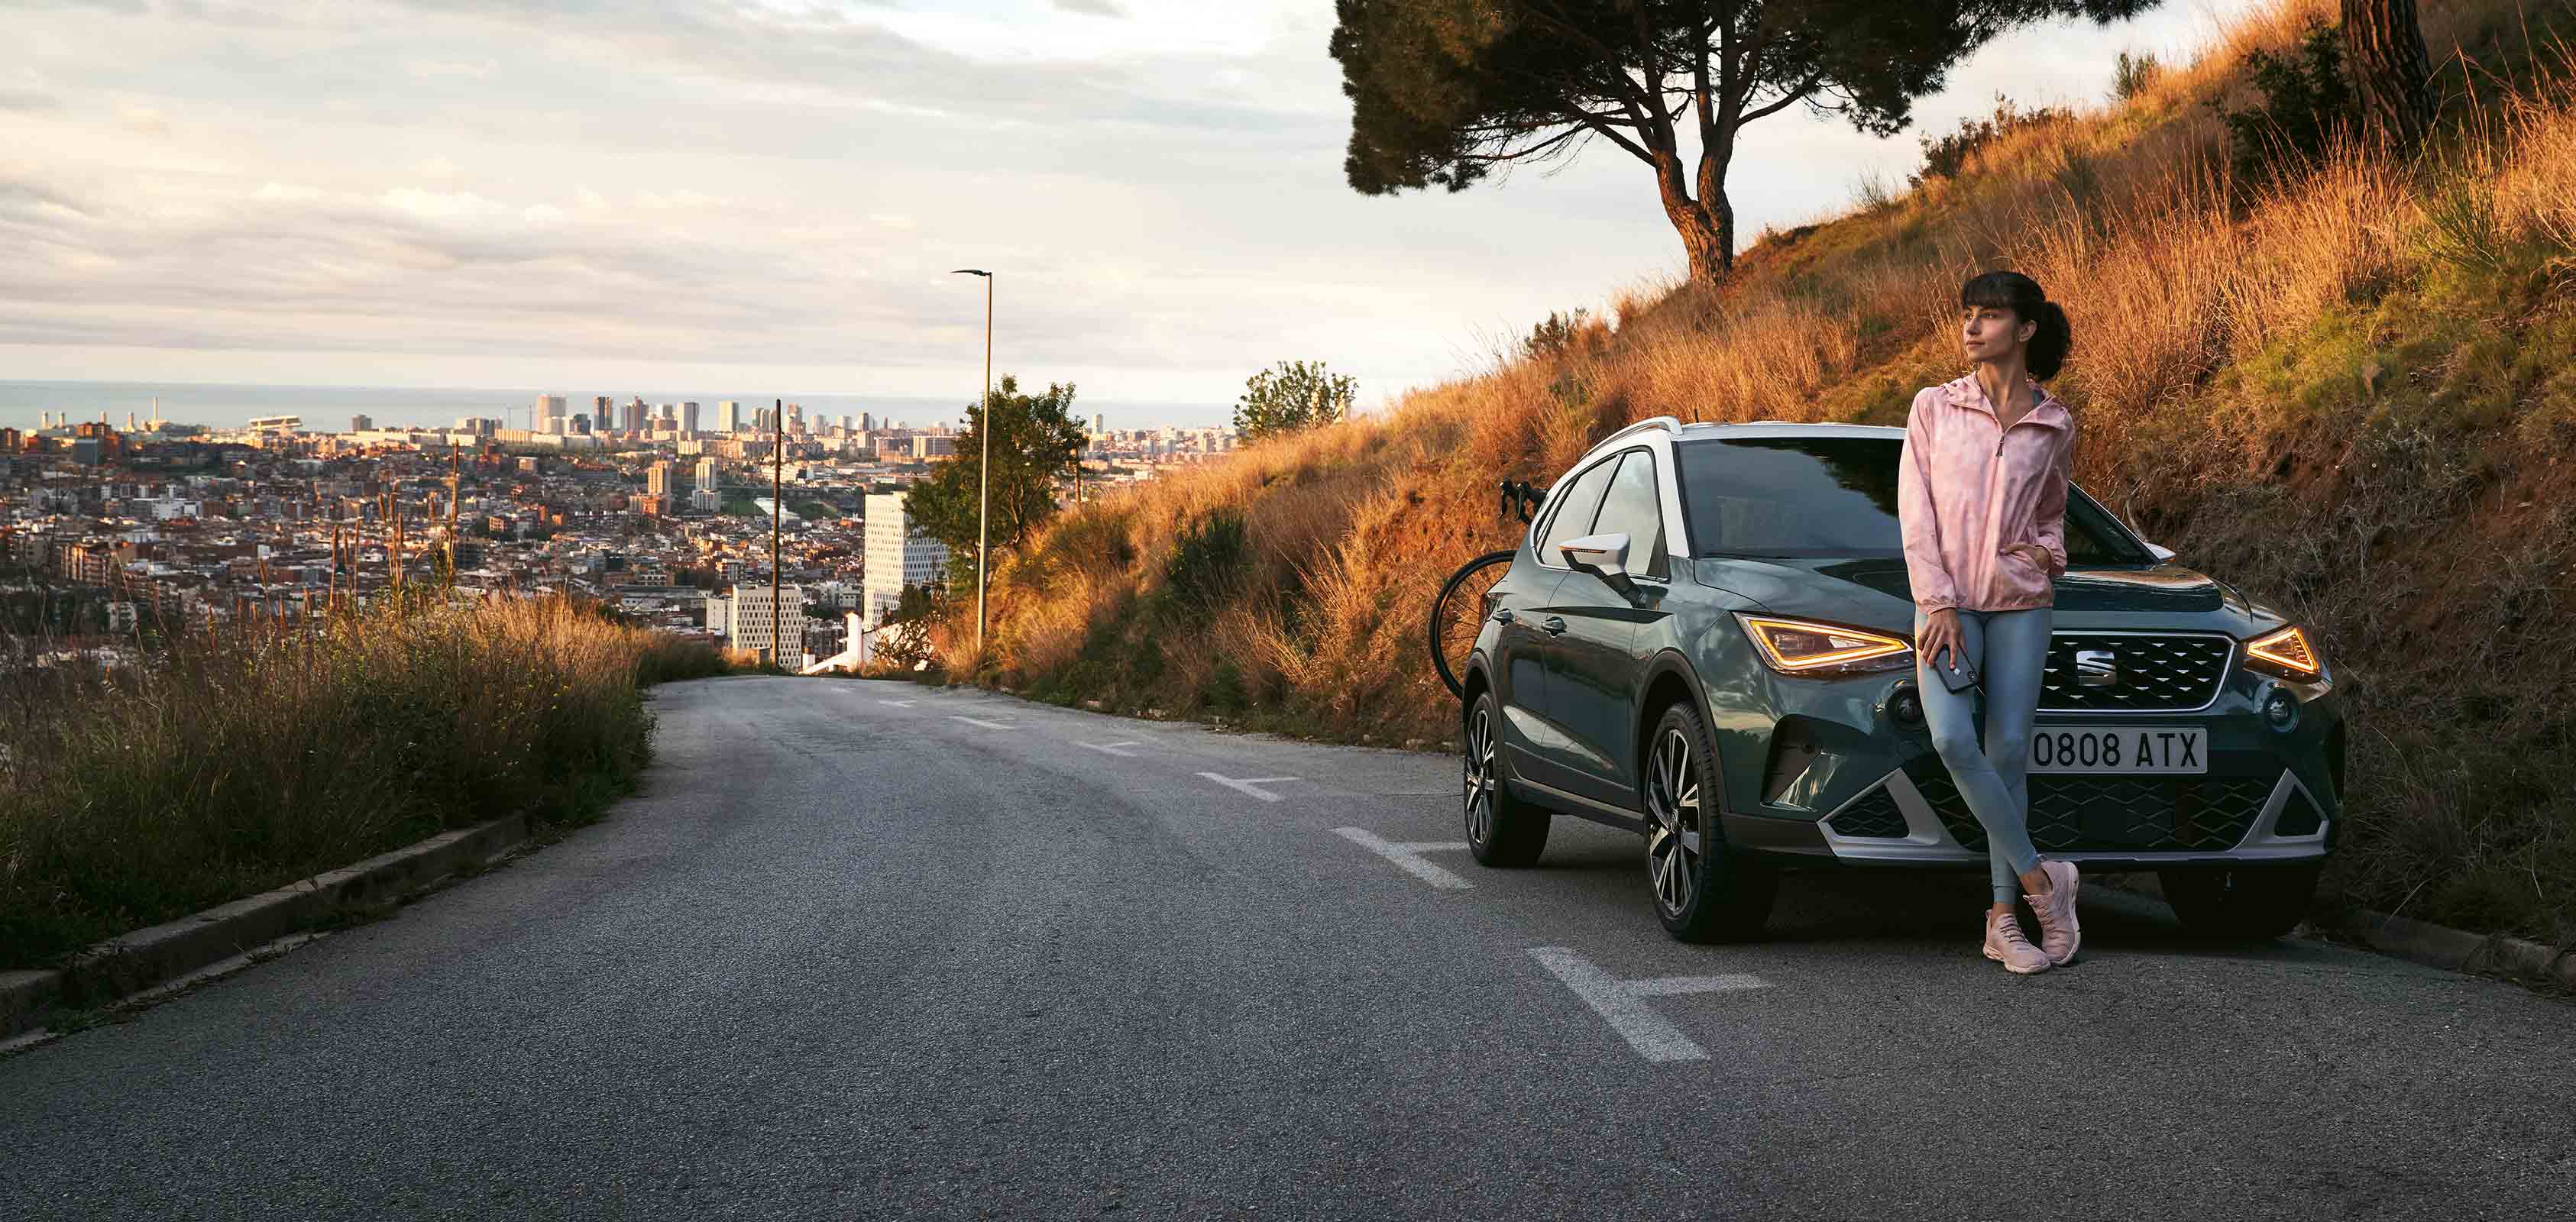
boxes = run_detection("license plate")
[2029,725,2206,774]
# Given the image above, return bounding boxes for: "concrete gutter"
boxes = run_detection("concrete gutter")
[0,813,532,1043]
[2105,872,2574,990]
[2337,906,2575,987]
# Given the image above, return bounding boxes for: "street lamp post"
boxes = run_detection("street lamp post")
[772,397,783,670]
[952,268,992,655]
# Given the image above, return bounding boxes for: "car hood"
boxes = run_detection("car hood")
[1693,557,2255,626]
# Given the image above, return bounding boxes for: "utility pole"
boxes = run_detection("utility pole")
[447,448,461,585]
[952,268,993,654]
[772,397,784,671]
[979,273,991,655]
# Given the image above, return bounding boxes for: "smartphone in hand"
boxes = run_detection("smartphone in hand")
[1930,644,1980,693]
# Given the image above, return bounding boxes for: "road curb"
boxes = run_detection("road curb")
[2100,872,2572,989]
[2338,907,2574,987]
[0,813,532,1043]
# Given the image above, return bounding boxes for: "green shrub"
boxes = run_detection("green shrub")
[2113,49,2161,101]
[1159,509,1248,619]
[2217,18,2353,187]
[1203,660,1247,714]
[1911,95,2070,186]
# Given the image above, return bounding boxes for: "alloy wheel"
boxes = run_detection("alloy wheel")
[1464,705,1496,845]
[1646,726,1702,915]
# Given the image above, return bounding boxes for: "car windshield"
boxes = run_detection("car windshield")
[1671,435,2150,564]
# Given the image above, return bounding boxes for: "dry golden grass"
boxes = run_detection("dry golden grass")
[964,1,2576,942]
[0,593,729,965]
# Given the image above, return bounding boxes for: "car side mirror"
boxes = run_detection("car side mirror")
[1559,532,1629,578]
[2144,541,2175,563]
[1560,532,1641,603]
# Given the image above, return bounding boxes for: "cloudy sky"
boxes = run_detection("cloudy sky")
[2,0,2260,415]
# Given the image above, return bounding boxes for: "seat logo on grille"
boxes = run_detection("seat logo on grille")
[2075,648,2118,686]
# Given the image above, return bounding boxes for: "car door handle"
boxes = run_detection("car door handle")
[1493,609,1515,624]
[1541,616,1568,635]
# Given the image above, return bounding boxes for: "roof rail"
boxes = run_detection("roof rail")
[1591,415,1683,453]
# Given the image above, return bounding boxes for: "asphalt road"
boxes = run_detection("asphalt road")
[5,677,2571,1220]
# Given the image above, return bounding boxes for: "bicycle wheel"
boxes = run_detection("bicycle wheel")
[1429,549,1517,699]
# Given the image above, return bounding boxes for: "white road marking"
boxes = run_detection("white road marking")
[878,700,917,708]
[1332,827,1474,890]
[1080,741,1144,757]
[1526,946,1768,1063]
[952,716,1015,729]
[1627,975,1765,997]
[1197,772,1300,802]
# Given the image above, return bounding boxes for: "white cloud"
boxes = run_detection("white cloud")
[0,0,2271,409]
[117,102,168,134]
[405,57,497,79]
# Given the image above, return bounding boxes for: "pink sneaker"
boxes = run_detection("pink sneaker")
[1984,908,2052,974]
[2025,858,2081,965]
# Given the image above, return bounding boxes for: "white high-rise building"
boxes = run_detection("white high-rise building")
[726,584,806,661]
[721,400,743,435]
[863,492,950,629]
[537,394,568,434]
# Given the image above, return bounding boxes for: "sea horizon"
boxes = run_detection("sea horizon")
[0,380,1235,435]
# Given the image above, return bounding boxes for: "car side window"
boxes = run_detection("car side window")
[1534,457,1619,567]
[1591,449,1670,580]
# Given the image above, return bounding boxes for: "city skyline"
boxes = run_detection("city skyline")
[0,380,1239,435]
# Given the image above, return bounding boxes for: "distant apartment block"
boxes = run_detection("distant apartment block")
[647,461,688,501]
[725,583,805,661]
[862,492,948,629]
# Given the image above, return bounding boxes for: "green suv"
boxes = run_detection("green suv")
[1459,416,2342,942]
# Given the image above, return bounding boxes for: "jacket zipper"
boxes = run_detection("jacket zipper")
[1979,395,2040,573]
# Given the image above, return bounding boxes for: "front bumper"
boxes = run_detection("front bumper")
[1793,759,2328,868]
[1714,634,2345,870]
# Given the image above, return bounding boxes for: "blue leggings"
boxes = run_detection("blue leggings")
[1913,604,2053,903]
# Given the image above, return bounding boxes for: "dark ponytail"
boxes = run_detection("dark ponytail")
[1960,270,2073,381]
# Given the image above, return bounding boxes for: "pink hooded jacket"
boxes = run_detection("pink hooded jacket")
[1898,373,2077,613]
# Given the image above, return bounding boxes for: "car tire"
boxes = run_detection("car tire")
[1463,690,1549,867]
[2157,863,2321,942]
[1643,703,1777,942]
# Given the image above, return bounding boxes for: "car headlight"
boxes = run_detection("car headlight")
[2243,623,2324,681]
[1735,613,1914,677]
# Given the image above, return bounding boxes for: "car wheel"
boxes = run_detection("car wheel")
[2157,863,2321,942]
[1643,703,1776,942]
[1464,691,1549,866]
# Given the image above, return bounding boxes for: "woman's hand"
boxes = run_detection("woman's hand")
[2002,541,2051,569]
[1918,606,1963,670]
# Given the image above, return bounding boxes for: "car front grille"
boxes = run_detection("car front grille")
[1906,758,2273,853]
[2040,632,2233,713]
[1827,788,1910,839]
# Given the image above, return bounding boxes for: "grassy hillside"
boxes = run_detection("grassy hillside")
[0,595,729,965]
[950,0,2576,948]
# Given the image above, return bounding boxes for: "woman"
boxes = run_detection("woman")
[1896,270,2082,975]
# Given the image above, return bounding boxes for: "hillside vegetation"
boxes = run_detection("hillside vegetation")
[951,0,2576,948]
[0,595,728,965]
